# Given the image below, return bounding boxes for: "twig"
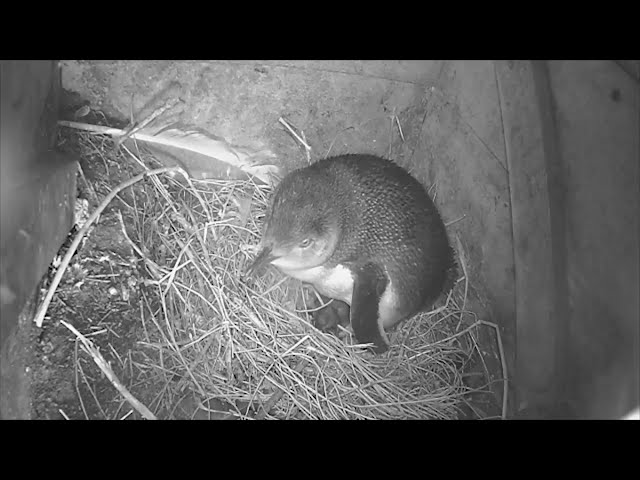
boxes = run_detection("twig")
[116,210,163,280]
[455,235,469,324]
[74,340,89,420]
[278,117,312,155]
[77,163,99,205]
[115,97,182,148]
[388,116,393,158]
[78,359,108,419]
[445,214,467,227]
[300,130,311,163]
[256,359,309,419]
[33,166,188,328]
[325,126,355,159]
[428,182,437,200]
[477,320,508,420]
[394,115,405,142]
[129,93,135,127]
[61,320,157,420]
[121,410,134,420]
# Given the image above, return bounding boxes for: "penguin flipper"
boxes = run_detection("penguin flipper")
[350,261,389,353]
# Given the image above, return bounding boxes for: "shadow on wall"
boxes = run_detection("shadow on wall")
[566,279,639,419]
[550,60,639,420]
[0,60,77,419]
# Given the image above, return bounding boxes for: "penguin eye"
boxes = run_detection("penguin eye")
[299,238,313,248]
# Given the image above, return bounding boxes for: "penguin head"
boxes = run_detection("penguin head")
[247,168,340,276]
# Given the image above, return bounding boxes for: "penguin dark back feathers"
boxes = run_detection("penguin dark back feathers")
[248,154,457,353]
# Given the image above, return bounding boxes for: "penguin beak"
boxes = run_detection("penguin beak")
[246,246,276,277]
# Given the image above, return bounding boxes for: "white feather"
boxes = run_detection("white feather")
[58,120,281,186]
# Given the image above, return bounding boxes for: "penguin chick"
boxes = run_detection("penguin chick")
[311,295,351,336]
[247,154,457,353]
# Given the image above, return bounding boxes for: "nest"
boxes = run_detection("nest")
[42,128,506,420]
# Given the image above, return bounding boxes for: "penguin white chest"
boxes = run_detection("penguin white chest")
[278,264,354,305]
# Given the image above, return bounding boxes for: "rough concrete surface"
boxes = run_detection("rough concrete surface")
[60,60,444,174]
[549,60,639,418]
[413,61,515,370]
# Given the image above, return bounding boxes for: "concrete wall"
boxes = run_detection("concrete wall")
[0,61,77,418]
[549,60,639,418]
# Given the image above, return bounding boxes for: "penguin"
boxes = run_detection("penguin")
[247,154,457,353]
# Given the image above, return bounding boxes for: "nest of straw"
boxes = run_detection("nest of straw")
[99,154,499,420]
[44,123,505,420]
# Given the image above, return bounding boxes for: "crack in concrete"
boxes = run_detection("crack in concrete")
[199,61,438,87]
